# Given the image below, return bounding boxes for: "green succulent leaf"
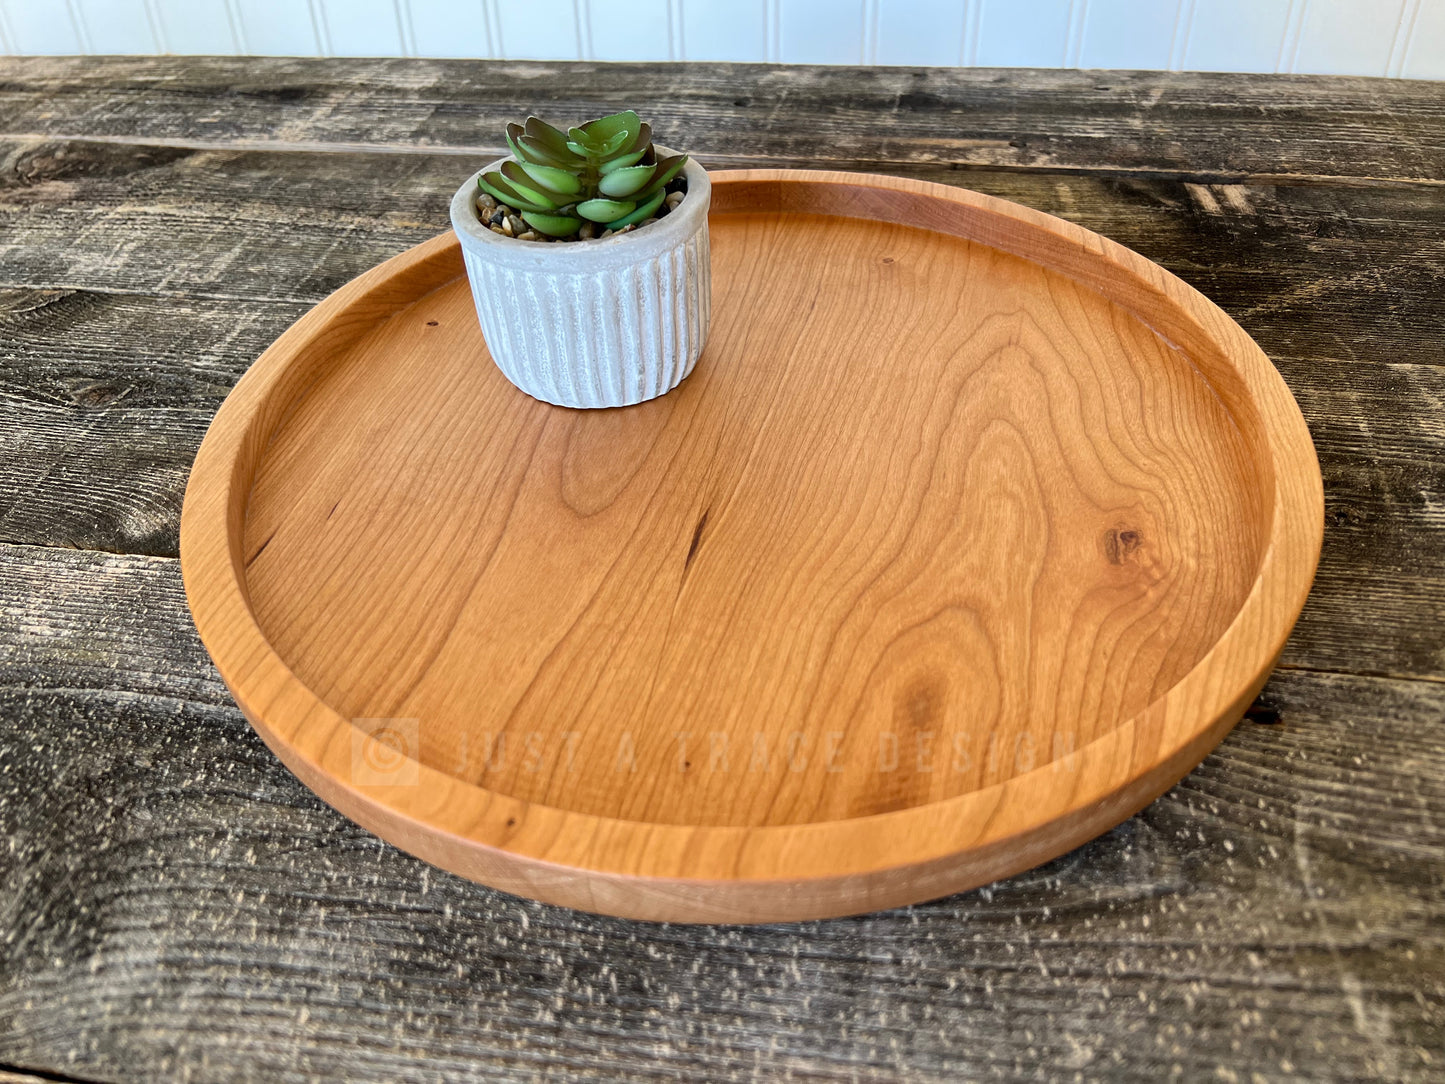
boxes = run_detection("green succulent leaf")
[509,140,542,167]
[505,123,530,162]
[518,160,582,196]
[624,122,653,155]
[576,197,638,223]
[478,172,524,205]
[634,154,687,200]
[491,111,685,239]
[597,130,632,157]
[478,173,557,215]
[510,130,575,171]
[581,110,641,149]
[524,117,575,159]
[517,135,579,168]
[499,160,567,208]
[607,188,667,230]
[520,210,584,237]
[597,163,656,198]
[511,122,572,169]
[598,149,647,174]
[568,126,631,158]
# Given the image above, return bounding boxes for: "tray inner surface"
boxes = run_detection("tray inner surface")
[241,210,1269,830]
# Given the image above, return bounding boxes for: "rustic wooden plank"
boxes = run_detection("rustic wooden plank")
[0,289,304,555]
[4,153,1436,360]
[1272,353,1445,681]
[0,543,1440,1081]
[0,57,1441,185]
[0,141,1440,355]
[0,140,439,303]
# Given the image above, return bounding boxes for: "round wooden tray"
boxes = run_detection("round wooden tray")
[181,170,1322,923]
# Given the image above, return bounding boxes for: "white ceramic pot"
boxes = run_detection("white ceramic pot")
[449,149,711,409]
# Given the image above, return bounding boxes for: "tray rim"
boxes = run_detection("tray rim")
[180,168,1324,922]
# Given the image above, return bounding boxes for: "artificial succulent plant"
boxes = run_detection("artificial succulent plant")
[478,110,687,238]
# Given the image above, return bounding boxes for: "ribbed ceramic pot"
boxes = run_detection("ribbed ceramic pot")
[449,150,711,409]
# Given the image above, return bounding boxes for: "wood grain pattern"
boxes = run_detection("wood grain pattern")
[179,172,1322,921]
[2,57,1442,184]
[2,56,1439,1080]
[2,137,1441,323]
[3,149,1440,685]
[2,542,1440,1082]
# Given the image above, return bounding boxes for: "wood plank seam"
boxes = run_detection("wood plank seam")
[4,130,1440,191]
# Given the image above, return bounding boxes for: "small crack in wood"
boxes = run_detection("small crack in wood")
[682,508,710,579]
[244,530,278,568]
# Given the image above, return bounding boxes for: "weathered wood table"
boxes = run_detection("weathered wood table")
[1,58,1442,1082]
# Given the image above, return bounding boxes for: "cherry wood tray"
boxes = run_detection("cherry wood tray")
[180,170,1322,923]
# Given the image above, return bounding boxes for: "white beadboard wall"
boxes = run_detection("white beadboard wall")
[0,0,1441,78]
